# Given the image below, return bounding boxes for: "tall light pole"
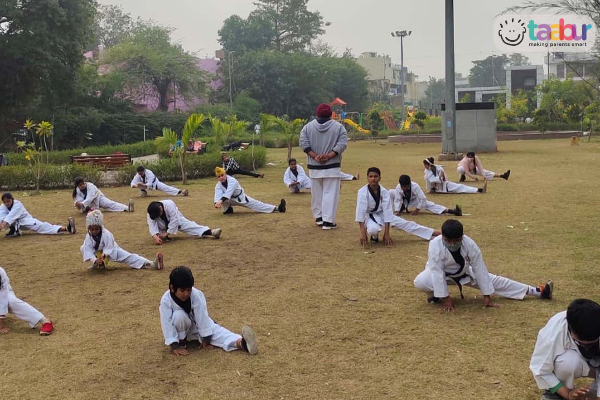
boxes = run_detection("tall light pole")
[391,30,412,124]
[444,0,457,154]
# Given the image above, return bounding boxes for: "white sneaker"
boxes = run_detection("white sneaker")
[152,252,164,270]
[68,217,76,234]
[241,326,258,355]
[482,181,488,193]
[128,199,134,212]
[181,189,189,197]
[211,228,222,239]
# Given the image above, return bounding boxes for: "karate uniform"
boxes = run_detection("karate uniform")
[159,288,241,351]
[457,156,496,181]
[393,182,447,214]
[214,175,275,213]
[147,200,210,237]
[81,228,150,269]
[424,165,479,194]
[414,235,530,299]
[530,311,600,395]
[0,200,62,234]
[340,172,356,181]
[0,267,44,328]
[74,182,128,212]
[355,184,434,240]
[283,165,312,193]
[130,169,180,196]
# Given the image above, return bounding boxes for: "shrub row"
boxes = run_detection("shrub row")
[0,164,101,191]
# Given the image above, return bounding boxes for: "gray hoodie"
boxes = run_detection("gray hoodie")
[299,119,348,170]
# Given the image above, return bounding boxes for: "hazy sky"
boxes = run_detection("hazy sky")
[99,0,545,80]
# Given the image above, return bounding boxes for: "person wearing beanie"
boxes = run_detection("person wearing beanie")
[72,177,134,213]
[214,167,286,214]
[159,266,258,356]
[457,151,510,182]
[81,210,164,270]
[0,192,76,237]
[147,200,221,245]
[392,175,462,216]
[423,157,487,194]
[131,165,188,198]
[356,167,441,247]
[414,219,553,311]
[0,266,54,335]
[530,299,600,400]
[299,103,348,230]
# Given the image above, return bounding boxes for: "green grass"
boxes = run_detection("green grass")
[0,138,599,399]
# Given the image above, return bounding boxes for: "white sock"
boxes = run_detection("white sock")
[528,286,541,297]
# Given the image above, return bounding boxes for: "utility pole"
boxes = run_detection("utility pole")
[444,0,457,154]
[228,51,235,108]
[391,30,412,123]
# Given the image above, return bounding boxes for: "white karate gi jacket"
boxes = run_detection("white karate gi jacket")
[283,165,311,188]
[81,228,120,262]
[425,235,494,298]
[214,175,247,204]
[355,184,395,225]
[0,200,33,227]
[159,288,216,345]
[0,267,12,316]
[530,311,595,390]
[146,200,184,236]
[424,165,448,192]
[73,182,102,208]
[130,169,158,189]
[394,182,428,211]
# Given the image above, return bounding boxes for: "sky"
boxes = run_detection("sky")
[99,0,546,81]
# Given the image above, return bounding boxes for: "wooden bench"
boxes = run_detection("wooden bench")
[70,154,132,170]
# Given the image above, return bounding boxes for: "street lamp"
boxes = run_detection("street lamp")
[391,30,412,124]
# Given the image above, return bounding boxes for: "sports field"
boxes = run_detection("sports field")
[1,138,599,399]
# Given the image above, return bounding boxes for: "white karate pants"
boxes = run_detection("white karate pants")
[142,182,180,196]
[457,166,496,181]
[289,178,312,193]
[172,309,241,352]
[445,182,479,194]
[14,218,61,234]
[413,269,529,299]
[104,248,150,269]
[340,172,355,181]
[223,197,275,213]
[157,217,210,237]
[551,350,596,393]
[310,177,341,223]
[390,216,434,240]
[77,195,128,213]
[424,201,447,214]
[3,290,44,328]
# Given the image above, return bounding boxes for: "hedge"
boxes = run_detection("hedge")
[0,146,267,190]
[4,141,157,166]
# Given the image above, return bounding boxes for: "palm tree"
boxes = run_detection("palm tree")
[275,117,306,161]
[258,113,276,146]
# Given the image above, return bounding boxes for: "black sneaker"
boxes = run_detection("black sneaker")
[541,390,561,400]
[427,296,440,304]
[370,236,379,243]
[322,222,337,230]
[459,174,466,182]
[223,207,234,214]
[540,280,553,300]
[502,170,511,180]
[6,225,16,237]
[454,205,462,217]
[315,217,323,226]
[278,199,286,213]
[67,217,76,234]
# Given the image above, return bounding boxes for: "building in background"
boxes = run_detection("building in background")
[356,52,407,99]
[505,65,545,109]
[546,52,596,81]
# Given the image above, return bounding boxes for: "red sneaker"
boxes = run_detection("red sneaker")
[40,321,54,336]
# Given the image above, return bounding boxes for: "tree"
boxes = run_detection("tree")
[218,0,328,53]
[509,53,530,66]
[275,117,306,160]
[366,111,383,142]
[156,113,205,184]
[19,120,54,192]
[413,111,427,144]
[534,108,550,139]
[234,91,262,122]
[92,4,134,49]
[468,55,509,87]
[459,93,472,103]
[0,0,96,141]
[102,22,206,111]
[424,77,445,109]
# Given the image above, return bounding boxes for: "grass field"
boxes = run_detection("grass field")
[1,138,599,400]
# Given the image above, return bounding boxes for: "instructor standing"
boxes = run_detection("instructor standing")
[300,103,348,230]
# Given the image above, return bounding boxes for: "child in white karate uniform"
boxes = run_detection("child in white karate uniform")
[283,158,312,193]
[423,157,485,194]
[130,165,188,198]
[530,299,600,400]
[393,175,461,216]
[1,192,76,237]
[159,266,258,356]
[214,167,286,214]
[147,200,221,245]
[81,210,164,270]
[72,177,133,213]
[0,266,54,335]
[414,219,553,310]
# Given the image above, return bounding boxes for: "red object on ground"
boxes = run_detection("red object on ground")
[40,321,54,336]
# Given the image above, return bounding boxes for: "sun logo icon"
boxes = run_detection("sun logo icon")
[498,18,526,46]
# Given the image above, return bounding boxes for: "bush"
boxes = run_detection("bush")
[496,122,582,132]
[0,164,101,190]
[5,141,157,166]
